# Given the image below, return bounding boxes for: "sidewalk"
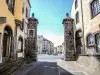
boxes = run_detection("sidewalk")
[57,60,100,75]
[12,62,40,75]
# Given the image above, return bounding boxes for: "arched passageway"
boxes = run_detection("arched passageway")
[2,26,13,61]
[75,30,83,57]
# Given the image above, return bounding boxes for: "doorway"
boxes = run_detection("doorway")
[75,30,82,58]
[2,26,13,61]
[95,33,100,53]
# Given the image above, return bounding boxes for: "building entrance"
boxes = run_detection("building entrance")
[2,26,13,62]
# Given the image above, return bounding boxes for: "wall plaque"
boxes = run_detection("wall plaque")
[0,17,6,24]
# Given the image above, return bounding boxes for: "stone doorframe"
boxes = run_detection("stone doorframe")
[2,25,13,62]
[0,32,2,63]
[75,29,83,57]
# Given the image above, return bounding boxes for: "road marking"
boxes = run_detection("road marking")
[50,67,56,69]
[42,66,49,68]
[42,66,57,69]
[57,67,61,75]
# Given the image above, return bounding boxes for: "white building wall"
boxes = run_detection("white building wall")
[37,35,43,54]
[16,0,31,58]
[23,0,31,38]
[42,38,54,54]
[71,0,100,70]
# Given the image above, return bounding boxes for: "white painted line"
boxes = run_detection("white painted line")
[50,67,56,69]
[42,66,49,68]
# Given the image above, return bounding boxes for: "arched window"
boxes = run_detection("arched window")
[29,30,34,37]
[76,12,79,24]
[87,34,94,46]
[95,33,100,52]
[75,0,78,9]
[18,37,23,52]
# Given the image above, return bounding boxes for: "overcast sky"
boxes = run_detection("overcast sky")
[30,0,73,47]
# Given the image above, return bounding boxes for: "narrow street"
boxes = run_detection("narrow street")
[27,62,59,75]
[27,54,61,75]
[12,55,88,75]
[12,54,74,75]
[0,0,100,75]
[26,54,74,75]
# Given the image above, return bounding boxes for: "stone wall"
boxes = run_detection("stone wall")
[25,37,37,60]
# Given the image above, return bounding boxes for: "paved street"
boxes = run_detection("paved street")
[27,54,74,75]
[27,62,59,75]
[38,54,64,62]
[12,54,73,75]
[13,54,100,75]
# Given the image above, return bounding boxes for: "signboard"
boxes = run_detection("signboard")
[17,52,23,58]
[0,17,6,24]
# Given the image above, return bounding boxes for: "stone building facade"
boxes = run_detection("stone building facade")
[15,0,31,59]
[42,38,54,54]
[37,35,54,54]
[56,45,63,54]
[62,13,75,61]
[71,0,100,70]
[49,42,54,54]
[54,42,65,55]
[37,35,43,54]
[53,47,57,54]
[25,13,38,61]
[61,42,65,54]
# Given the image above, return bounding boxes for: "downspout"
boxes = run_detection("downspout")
[81,0,85,54]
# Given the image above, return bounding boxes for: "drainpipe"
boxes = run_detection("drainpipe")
[81,0,85,54]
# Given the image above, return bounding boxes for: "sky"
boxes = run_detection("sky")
[30,0,73,47]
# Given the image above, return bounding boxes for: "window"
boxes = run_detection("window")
[18,37,23,52]
[20,19,24,30]
[75,12,79,24]
[29,30,33,37]
[38,47,40,49]
[87,34,94,46]
[95,33,100,52]
[26,8,28,18]
[24,22,27,34]
[6,0,15,14]
[22,6,24,14]
[75,0,78,9]
[91,0,100,18]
